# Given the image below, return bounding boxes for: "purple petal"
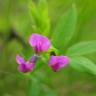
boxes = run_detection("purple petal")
[18,64,28,73]
[40,35,51,51]
[18,62,34,73]
[29,55,38,63]
[57,56,69,67]
[16,55,25,65]
[48,55,58,66]
[51,63,60,72]
[29,33,51,53]
[29,34,40,47]
[48,55,69,71]
[26,61,34,71]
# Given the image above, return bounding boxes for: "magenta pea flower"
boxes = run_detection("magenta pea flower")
[48,55,69,72]
[29,33,51,53]
[16,55,37,73]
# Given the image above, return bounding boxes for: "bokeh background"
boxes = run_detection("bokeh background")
[0,0,96,96]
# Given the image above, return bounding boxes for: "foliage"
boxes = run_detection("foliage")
[0,0,96,96]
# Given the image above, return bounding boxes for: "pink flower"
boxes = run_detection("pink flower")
[48,55,69,72]
[29,33,51,53]
[16,55,36,73]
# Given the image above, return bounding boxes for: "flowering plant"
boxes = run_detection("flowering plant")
[15,0,96,96]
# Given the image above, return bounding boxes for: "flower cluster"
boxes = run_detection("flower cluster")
[16,33,69,73]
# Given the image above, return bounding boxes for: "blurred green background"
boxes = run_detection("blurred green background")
[0,0,96,96]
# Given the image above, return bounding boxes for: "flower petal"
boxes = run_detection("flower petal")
[18,64,28,73]
[51,63,60,72]
[48,55,69,71]
[48,55,58,66]
[57,56,69,67]
[26,62,34,71]
[29,54,38,63]
[29,34,40,47]
[41,37,51,51]
[29,33,51,53]
[16,54,25,65]
[18,62,34,73]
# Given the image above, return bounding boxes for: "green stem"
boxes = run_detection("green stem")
[27,75,40,96]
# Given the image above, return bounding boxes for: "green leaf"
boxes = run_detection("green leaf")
[28,0,50,36]
[38,0,50,35]
[66,41,96,56]
[28,1,39,25]
[52,4,77,52]
[70,56,96,75]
